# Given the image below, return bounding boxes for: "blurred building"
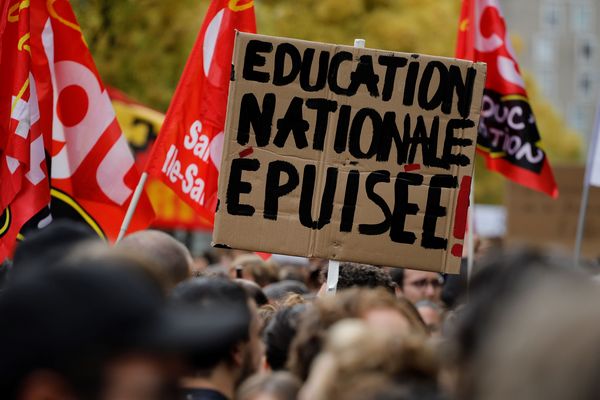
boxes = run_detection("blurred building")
[502,0,600,141]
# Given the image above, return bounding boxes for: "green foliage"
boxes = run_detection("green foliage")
[72,0,581,203]
[71,0,209,111]
[256,0,461,56]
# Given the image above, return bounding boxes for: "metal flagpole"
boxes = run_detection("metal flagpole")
[467,170,476,281]
[574,103,600,266]
[574,175,591,266]
[116,172,149,242]
[326,38,366,295]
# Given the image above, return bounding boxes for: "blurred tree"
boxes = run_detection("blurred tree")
[71,0,208,111]
[256,0,461,57]
[72,0,581,203]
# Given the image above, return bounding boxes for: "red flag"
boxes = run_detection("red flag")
[0,0,50,259]
[37,0,155,240]
[145,0,256,225]
[456,0,558,198]
[1,0,155,259]
[107,87,213,230]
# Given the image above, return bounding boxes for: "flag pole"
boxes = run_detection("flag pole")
[574,103,600,265]
[116,172,149,242]
[467,170,475,281]
[327,37,366,294]
[574,175,591,266]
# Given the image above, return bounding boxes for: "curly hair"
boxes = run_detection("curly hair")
[319,263,396,295]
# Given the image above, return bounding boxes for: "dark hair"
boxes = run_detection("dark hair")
[0,259,165,399]
[12,220,99,273]
[264,304,307,370]
[170,277,251,371]
[263,280,309,302]
[441,259,468,309]
[236,279,269,306]
[447,247,584,399]
[0,260,11,290]
[321,263,396,295]
[389,268,404,288]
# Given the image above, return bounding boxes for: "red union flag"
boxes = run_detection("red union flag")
[145,0,256,225]
[0,0,50,259]
[456,0,558,198]
[1,0,155,259]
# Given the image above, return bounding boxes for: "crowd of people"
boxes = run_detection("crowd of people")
[1,220,599,400]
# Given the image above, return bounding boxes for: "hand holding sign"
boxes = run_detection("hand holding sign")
[213,33,486,274]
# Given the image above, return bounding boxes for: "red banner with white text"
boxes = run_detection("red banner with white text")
[1,0,155,260]
[145,0,256,225]
[456,0,558,197]
[0,0,50,259]
[109,88,212,230]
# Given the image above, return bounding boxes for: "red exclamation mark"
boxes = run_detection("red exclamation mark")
[451,176,471,258]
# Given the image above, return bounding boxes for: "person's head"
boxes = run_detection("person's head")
[444,247,584,400]
[171,277,264,388]
[415,300,443,337]
[0,259,11,290]
[300,319,440,400]
[467,273,600,400]
[0,258,176,400]
[231,254,279,287]
[236,372,301,400]
[117,229,192,290]
[351,290,425,337]
[278,264,307,284]
[288,288,427,381]
[11,220,100,274]
[319,263,396,295]
[440,259,469,309]
[341,377,445,400]
[398,269,444,305]
[264,304,308,371]
[263,280,309,303]
[237,279,270,307]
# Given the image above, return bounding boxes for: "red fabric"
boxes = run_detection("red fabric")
[254,252,272,261]
[0,0,50,259]
[456,0,558,198]
[145,0,256,225]
[36,0,155,240]
[1,0,155,260]
[107,87,213,230]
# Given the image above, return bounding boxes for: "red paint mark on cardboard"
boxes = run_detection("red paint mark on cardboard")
[451,244,463,258]
[239,147,253,158]
[404,163,421,172]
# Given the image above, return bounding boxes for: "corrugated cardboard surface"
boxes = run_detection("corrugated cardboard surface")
[213,32,485,273]
[506,165,600,259]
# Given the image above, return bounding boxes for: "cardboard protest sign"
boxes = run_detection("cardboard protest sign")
[213,33,486,273]
[506,165,600,259]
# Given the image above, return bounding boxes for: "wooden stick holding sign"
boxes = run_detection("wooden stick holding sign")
[325,39,366,295]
